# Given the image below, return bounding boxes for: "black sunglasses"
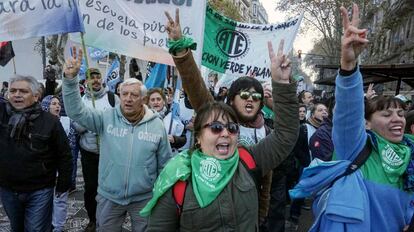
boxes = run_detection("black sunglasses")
[203,121,239,135]
[239,91,262,101]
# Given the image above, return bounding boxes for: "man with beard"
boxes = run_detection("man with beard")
[72,68,119,232]
[298,90,314,119]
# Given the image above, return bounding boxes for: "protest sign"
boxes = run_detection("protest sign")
[202,6,303,82]
[72,0,206,66]
[0,0,84,41]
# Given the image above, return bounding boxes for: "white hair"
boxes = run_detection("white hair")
[119,78,147,96]
[9,75,40,94]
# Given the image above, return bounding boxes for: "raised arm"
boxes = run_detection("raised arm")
[165,9,214,112]
[332,4,369,161]
[62,47,104,133]
[248,40,299,175]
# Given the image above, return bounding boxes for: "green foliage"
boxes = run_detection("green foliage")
[276,0,370,66]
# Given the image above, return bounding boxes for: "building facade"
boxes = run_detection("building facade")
[232,0,268,24]
[362,0,414,94]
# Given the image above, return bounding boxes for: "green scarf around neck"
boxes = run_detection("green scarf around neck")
[191,149,239,207]
[373,132,411,184]
[140,149,239,216]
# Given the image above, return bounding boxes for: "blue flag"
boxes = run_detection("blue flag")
[167,77,182,134]
[0,1,84,41]
[78,58,87,81]
[105,57,121,93]
[144,63,168,89]
[171,77,182,121]
[88,47,109,61]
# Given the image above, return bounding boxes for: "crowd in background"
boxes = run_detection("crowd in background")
[2,3,414,232]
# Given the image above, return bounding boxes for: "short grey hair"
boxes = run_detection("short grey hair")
[9,75,40,95]
[119,78,147,96]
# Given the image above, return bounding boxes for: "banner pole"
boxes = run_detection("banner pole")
[168,73,177,135]
[12,57,16,74]
[80,32,96,108]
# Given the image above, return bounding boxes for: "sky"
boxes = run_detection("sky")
[261,0,318,54]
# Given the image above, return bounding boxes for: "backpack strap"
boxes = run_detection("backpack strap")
[107,91,115,107]
[330,138,372,187]
[238,146,256,169]
[172,180,188,218]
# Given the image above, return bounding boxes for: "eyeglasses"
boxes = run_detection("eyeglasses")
[203,121,239,135]
[239,91,262,101]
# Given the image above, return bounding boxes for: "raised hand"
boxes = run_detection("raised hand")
[365,83,377,99]
[340,3,369,71]
[268,39,291,84]
[64,46,83,79]
[165,9,182,41]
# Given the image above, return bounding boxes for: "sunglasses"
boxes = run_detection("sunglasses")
[203,121,239,135]
[239,91,262,101]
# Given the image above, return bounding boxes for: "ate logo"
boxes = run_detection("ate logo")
[216,29,249,58]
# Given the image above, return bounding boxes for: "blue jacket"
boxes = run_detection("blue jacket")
[291,69,414,231]
[309,118,333,161]
[63,77,173,205]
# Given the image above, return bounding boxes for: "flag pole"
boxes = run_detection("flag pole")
[80,32,100,149]
[41,36,46,71]
[80,32,96,108]
[168,68,178,135]
[105,53,110,78]
[12,57,16,74]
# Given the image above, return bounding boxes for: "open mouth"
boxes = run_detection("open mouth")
[216,143,229,155]
[390,126,403,136]
[245,104,254,113]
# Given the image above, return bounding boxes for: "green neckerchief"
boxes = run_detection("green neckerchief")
[191,149,239,208]
[140,151,192,216]
[140,148,240,216]
[261,105,274,120]
[373,132,411,184]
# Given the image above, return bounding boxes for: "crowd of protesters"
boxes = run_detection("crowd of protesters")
[2,3,414,232]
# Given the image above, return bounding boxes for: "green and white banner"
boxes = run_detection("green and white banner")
[202,6,303,82]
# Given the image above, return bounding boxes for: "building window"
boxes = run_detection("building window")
[253,4,257,17]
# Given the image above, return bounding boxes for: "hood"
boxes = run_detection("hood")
[41,95,57,112]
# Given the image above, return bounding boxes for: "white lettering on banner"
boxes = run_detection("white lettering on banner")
[106,125,128,137]
[137,131,161,143]
[73,0,206,66]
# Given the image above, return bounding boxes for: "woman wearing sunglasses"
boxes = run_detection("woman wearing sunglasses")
[139,9,299,231]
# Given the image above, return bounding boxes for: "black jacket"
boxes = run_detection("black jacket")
[0,102,72,193]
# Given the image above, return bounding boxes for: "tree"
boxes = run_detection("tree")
[276,0,371,66]
[35,34,68,78]
[208,0,242,21]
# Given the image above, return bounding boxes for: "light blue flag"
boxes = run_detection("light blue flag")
[171,77,182,120]
[144,63,168,89]
[88,47,109,61]
[105,57,121,93]
[168,77,182,134]
[78,58,87,81]
[0,0,84,41]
